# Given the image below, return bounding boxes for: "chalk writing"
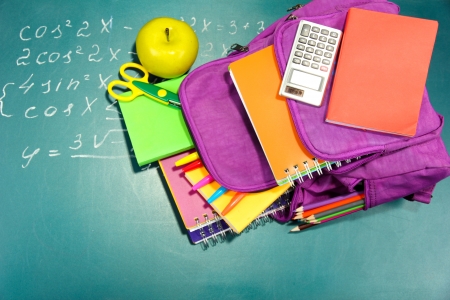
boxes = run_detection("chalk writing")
[21,130,133,168]
[7,15,267,169]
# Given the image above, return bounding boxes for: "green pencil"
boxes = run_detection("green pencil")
[308,204,364,223]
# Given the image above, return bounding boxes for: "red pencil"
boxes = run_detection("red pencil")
[181,159,203,173]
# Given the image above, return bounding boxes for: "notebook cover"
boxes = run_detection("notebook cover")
[158,151,216,230]
[119,76,194,166]
[326,8,438,137]
[229,45,327,185]
[184,165,290,233]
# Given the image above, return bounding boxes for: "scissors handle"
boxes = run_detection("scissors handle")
[107,79,142,102]
[119,62,149,83]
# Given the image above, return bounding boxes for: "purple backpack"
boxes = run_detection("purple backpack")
[179,0,450,220]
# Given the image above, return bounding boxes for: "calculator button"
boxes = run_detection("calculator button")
[299,37,307,44]
[322,59,330,65]
[310,33,318,40]
[312,26,320,33]
[313,56,321,62]
[326,45,334,52]
[296,44,305,51]
[300,24,311,37]
[330,32,338,38]
[293,58,301,64]
[319,36,327,42]
[302,61,310,67]
[315,49,323,56]
[324,52,332,58]
[304,54,312,60]
[308,40,316,46]
[320,66,328,72]
[306,47,314,53]
[321,29,329,35]
[317,43,325,49]
[294,51,303,57]
[328,38,336,45]
[311,63,319,69]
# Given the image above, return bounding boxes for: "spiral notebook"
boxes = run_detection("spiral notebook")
[159,151,291,246]
[188,193,291,247]
[158,150,217,231]
[229,45,332,186]
[184,164,291,233]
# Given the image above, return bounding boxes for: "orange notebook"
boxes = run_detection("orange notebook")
[326,8,438,137]
[229,45,330,186]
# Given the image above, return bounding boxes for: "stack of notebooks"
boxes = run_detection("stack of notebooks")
[159,151,293,248]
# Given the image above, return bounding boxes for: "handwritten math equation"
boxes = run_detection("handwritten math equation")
[20,130,137,169]
[15,16,265,66]
[2,15,267,168]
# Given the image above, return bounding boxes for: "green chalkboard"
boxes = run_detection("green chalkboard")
[1,0,450,299]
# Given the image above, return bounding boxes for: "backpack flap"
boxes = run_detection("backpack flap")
[179,0,400,192]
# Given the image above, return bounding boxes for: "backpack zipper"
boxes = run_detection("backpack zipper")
[229,43,249,53]
[287,4,305,12]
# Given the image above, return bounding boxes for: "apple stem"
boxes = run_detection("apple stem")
[165,28,169,42]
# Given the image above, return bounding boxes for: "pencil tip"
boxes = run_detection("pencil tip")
[290,227,300,232]
[295,207,304,213]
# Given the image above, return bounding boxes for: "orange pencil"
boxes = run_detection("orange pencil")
[221,192,247,216]
[295,193,364,219]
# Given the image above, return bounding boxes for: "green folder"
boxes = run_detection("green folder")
[118,75,194,166]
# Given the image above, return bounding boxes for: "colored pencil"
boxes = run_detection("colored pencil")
[289,223,317,232]
[295,191,364,213]
[181,159,203,173]
[192,174,214,191]
[295,193,365,219]
[308,205,364,224]
[222,192,247,216]
[289,207,364,232]
[207,186,228,203]
[319,207,363,224]
[305,199,365,221]
[174,152,199,167]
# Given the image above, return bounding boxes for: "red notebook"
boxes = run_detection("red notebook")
[326,8,438,137]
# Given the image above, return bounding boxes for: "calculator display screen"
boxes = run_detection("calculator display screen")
[290,70,323,91]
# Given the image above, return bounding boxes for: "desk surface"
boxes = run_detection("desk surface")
[1,1,450,299]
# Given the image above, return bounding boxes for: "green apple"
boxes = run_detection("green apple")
[136,17,199,79]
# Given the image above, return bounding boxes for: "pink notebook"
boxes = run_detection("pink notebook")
[159,151,216,230]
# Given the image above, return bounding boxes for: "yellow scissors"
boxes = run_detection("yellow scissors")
[107,62,181,108]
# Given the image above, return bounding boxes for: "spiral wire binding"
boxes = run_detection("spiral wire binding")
[244,188,292,232]
[192,189,293,247]
[284,156,366,186]
[284,169,296,187]
[313,158,323,175]
[194,218,209,250]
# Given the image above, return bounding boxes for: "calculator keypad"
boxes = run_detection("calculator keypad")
[292,24,339,72]
[279,20,342,107]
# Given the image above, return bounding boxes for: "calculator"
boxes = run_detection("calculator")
[279,20,342,107]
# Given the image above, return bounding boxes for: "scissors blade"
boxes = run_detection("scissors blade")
[132,81,181,108]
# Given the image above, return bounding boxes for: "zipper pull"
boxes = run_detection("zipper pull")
[285,14,298,21]
[228,43,249,55]
[287,4,305,12]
